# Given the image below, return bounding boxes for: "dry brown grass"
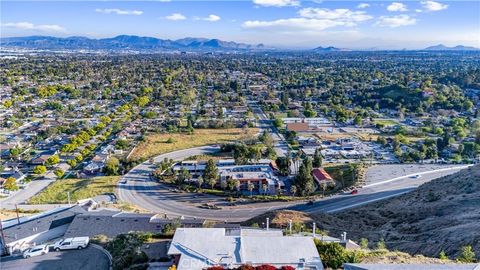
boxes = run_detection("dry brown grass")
[129,128,258,161]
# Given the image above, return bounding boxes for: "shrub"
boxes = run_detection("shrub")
[238,265,255,270]
[280,266,295,270]
[205,266,225,270]
[457,246,476,263]
[255,265,276,270]
[315,240,347,269]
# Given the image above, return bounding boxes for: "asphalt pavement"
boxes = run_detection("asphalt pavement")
[117,143,470,222]
[0,245,110,270]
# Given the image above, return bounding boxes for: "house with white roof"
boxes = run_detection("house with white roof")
[167,227,324,270]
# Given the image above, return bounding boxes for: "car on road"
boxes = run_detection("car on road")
[306,200,314,206]
[350,189,359,195]
[199,203,221,210]
[23,245,49,259]
[410,174,422,179]
[54,237,89,251]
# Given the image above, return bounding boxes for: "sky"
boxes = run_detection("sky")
[1,0,479,49]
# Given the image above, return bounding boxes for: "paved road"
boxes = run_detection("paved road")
[117,146,297,222]
[250,105,288,157]
[0,179,54,210]
[0,245,110,270]
[117,144,470,222]
[296,164,470,213]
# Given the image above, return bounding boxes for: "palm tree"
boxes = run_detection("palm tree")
[197,176,204,190]
[248,182,255,197]
[290,185,297,197]
[320,182,327,198]
[262,183,268,195]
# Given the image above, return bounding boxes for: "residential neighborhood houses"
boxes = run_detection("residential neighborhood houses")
[0,50,479,270]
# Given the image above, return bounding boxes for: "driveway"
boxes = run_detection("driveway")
[0,246,110,270]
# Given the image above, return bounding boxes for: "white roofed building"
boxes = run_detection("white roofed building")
[167,227,324,270]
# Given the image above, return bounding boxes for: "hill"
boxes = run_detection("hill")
[245,165,480,259]
[313,46,346,52]
[0,35,269,52]
[423,44,479,51]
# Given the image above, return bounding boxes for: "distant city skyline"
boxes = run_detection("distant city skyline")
[1,0,479,49]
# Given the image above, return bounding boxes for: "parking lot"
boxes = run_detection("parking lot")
[0,245,110,270]
[365,164,469,185]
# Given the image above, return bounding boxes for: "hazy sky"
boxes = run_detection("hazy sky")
[1,0,479,49]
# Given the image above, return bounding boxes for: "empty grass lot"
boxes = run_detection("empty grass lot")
[129,128,258,161]
[29,176,120,204]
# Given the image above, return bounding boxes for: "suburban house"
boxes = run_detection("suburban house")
[286,122,310,132]
[311,168,335,187]
[167,227,324,270]
[0,199,205,256]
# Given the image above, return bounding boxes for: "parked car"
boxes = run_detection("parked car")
[350,189,359,195]
[54,237,90,251]
[23,245,49,258]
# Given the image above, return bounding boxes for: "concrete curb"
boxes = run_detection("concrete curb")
[91,243,113,270]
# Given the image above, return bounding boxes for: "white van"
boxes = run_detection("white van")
[53,237,90,251]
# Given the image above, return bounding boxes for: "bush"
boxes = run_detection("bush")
[457,245,476,263]
[315,240,347,269]
[255,265,276,270]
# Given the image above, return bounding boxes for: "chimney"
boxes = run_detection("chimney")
[312,222,316,238]
[266,218,270,231]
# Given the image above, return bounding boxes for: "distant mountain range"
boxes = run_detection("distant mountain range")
[312,46,348,52]
[1,35,479,52]
[0,35,268,51]
[423,44,479,51]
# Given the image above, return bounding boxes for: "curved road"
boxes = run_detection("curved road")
[117,146,470,222]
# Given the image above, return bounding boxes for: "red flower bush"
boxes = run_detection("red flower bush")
[255,265,277,270]
[206,266,225,270]
[238,265,255,270]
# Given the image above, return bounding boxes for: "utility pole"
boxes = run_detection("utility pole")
[14,204,20,225]
[0,219,8,255]
[67,191,71,206]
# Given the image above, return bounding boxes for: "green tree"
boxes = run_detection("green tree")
[457,246,476,263]
[46,155,60,166]
[197,176,204,190]
[439,250,448,260]
[290,185,297,197]
[33,165,47,175]
[104,157,120,175]
[204,159,218,189]
[248,182,255,197]
[294,157,315,196]
[360,238,369,249]
[54,169,64,178]
[233,143,249,165]
[376,238,386,250]
[4,177,19,191]
[313,148,323,168]
[315,240,347,269]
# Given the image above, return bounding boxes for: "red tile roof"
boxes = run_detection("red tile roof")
[312,168,334,184]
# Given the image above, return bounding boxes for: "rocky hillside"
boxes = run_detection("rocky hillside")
[247,165,480,259]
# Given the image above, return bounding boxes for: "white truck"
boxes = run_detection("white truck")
[53,237,90,251]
